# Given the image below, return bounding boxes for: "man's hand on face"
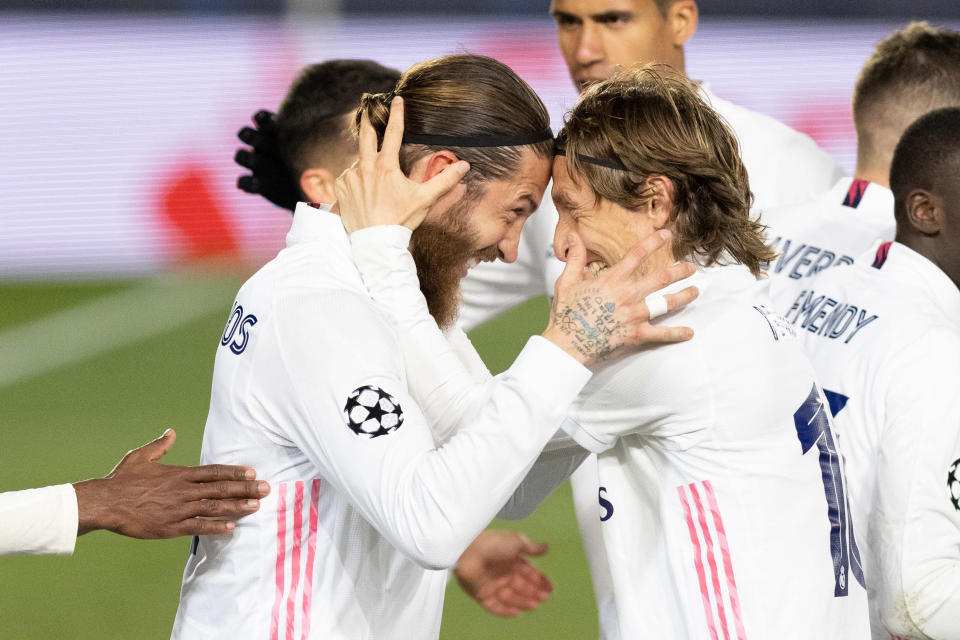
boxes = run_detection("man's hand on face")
[542,229,700,366]
[72,429,270,539]
[235,109,300,212]
[454,530,553,618]
[335,96,470,234]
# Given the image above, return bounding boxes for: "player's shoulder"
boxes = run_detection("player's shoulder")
[705,89,836,165]
[668,264,793,349]
[240,234,367,303]
[707,91,814,145]
[760,189,839,231]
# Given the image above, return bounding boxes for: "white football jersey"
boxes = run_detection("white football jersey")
[555,264,869,639]
[763,178,895,311]
[171,204,593,640]
[458,88,845,638]
[787,242,960,640]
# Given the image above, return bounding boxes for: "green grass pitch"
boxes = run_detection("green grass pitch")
[0,276,597,638]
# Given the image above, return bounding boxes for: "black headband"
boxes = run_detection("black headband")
[553,145,628,171]
[401,129,555,148]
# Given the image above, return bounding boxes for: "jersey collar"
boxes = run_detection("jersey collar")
[862,240,960,321]
[287,201,348,250]
[824,177,893,218]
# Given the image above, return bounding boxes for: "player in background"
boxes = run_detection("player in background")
[245,58,557,618]
[174,55,699,639]
[763,22,960,298]
[340,66,870,639]
[781,108,960,640]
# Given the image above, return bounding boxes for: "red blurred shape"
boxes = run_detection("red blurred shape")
[160,164,239,260]
[470,27,567,86]
[786,101,855,151]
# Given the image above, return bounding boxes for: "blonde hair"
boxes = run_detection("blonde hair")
[852,22,960,171]
[559,64,775,276]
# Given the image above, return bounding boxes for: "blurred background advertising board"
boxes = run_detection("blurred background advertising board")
[3,14,958,278]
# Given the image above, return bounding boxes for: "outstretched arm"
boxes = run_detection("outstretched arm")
[0,429,268,557]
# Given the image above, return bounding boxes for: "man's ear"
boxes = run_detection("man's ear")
[905,189,944,235]
[299,168,337,205]
[668,0,698,48]
[421,150,462,182]
[645,175,675,229]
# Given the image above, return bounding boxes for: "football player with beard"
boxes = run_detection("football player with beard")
[173,54,698,640]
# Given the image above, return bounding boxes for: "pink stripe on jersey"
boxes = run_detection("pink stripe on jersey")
[301,479,321,640]
[703,481,747,640]
[286,481,305,640]
[690,483,731,640]
[270,482,288,640]
[679,485,719,640]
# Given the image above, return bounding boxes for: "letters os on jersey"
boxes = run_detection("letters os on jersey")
[172,204,592,640]
[788,242,960,640]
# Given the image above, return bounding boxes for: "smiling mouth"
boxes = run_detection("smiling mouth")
[586,260,608,278]
[459,255,493,278]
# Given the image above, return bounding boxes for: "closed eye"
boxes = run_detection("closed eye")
[594,11,633,26]
[552,11,580,27]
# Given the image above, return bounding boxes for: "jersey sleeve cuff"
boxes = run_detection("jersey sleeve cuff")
[558,416,614,453]
[349,225,412,250]
[0,484,78,557]
[512,336,593,404]
[57,484,80,555]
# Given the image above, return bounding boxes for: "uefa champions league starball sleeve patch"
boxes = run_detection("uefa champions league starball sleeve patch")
[948,459,960,512]
[343,385,404,438]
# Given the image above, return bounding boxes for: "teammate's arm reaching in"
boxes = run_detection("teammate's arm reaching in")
[0,429,269,557]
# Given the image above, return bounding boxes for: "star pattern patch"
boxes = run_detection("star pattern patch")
[948,458,960,512]
[343,385,404,439]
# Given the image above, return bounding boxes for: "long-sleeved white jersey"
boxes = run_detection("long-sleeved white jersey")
[351,227,870,639]
[456,87,846,637]
[0,484,77,557]
[782,241,960,640]
[171,204,593,640]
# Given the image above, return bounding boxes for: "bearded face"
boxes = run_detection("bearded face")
[409,193,498,330]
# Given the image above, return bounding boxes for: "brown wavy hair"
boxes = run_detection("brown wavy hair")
[558,64,775,276]
[354,54,553,198]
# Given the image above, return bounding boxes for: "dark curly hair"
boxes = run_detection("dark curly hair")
[558,64,775,277]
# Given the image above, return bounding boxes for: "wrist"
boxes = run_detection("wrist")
[73,477,116,536]
[541,326,591,367]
